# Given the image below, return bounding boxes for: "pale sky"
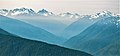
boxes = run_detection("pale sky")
[0,0,119,14]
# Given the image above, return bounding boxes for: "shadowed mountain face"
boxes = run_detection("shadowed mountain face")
[94,39,120,56]
[63,17,120,55]
[0,16,65,44]
[0,29,92,56]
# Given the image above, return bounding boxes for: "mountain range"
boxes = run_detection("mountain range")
[0,7,80,19]
[0,8,119,20]
[58,11,119,38]
[0,16,65,44]
[0,28,92,56]
[0,8,80,35]
[63,16,120,56]
[0,7,120,56]
[1,8,119,37]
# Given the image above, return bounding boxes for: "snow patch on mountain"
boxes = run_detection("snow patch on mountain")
[118,19,120,22]
[7,8,35,16]
[37,9,54,16]
[0,9,9,16]
[90,11,113,19]
[59,12,80,19]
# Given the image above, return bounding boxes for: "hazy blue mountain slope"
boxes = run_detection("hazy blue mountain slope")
[13,16,67,35]
[0,16,65,44]
[0,29,92,56]
[59,16,98,39]
[63,17,120,55]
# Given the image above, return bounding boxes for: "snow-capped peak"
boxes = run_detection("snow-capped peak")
[97,11,112,16]
[90,11,113,19]
[74,13,80,18]
[38,9,48,14]
[7,7,35,16]
[59,12,80,19]
[37,9,53,16]
[0,9,9,16]
[59,12,72,17]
